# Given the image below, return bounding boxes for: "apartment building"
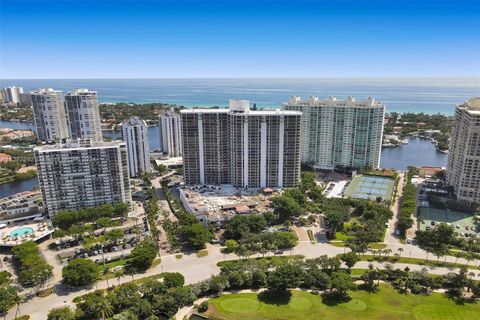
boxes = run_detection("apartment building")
[1,86,23,105]
[282,96,385,170]
[181,100,302,188]
[65,89,103,141]
[34,140,131,215]
[31,88,69,142]
[159,111,183,157]
[446,98,480,204]
[121,116,151,177]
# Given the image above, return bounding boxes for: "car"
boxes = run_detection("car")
[426,226,431,230]
[112,246,118,251]
[83,253,89,258]
[93,250,99,255]
[431,221,436,226]
[395,229,400,236]
[465,226,470,230]
[456,225,460,229]
[98,250,103,254]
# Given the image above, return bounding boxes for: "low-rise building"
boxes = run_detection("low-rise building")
[179,185,274,224]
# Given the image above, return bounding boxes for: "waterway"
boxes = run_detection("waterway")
[380,137,448,170]
[0,120,447,197]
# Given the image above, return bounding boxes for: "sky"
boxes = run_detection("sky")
[0,0,479,79]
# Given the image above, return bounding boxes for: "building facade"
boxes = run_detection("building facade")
[159,111,183,157]
[446,98,480,204]
[182,100,302,188]
[121,117,151,177]
[65,89,103,142]
[2,86,23,105]
[31,88,69,142]
[282,96,385,170]
[34,141,131,215]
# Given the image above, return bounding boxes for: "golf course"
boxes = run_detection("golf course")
[203,284,480,320]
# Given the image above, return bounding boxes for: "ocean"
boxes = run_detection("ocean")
[1,78,479,114]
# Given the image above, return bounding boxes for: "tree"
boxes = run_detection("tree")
[162,272,185,288]
[105,228,124,243]
[129,241,158,271]
[271,195,303,222]
[0,285,18,315]
[62,258,99,287]
[415,223,454,262]
[180,223,211,249]
[224,215,267,240]
[267,263,303,292]
[324,211,349,237]
[13,292,22,319]
[330,271,355,295]
[224,239,238,253]
[47,306,75,320]
[341,252,359,271]
[360,269,379,292]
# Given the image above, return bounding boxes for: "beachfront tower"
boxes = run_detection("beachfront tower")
[159,111,183,157]
[65,89,103,142]
[31,88,69,142]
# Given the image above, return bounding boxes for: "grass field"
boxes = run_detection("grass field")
[204,284,480,320]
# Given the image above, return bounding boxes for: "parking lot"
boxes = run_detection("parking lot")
[52,217,149,264]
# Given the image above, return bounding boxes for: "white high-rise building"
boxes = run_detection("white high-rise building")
[282,96,385,170]
[181,100,302,188]
[31,88,69,142]
[2,86,23,105]
[65,89,103,142]
[446,98,480,204]
[121,117,151,177]
[159,111,183,157]
[34,140,131,215]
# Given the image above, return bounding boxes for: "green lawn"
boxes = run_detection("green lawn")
[204,284,480,320]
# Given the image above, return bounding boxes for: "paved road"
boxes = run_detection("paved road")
[384,172,405,244]
[7,241,480,320]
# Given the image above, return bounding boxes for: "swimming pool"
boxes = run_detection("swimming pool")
[9,227,34,237]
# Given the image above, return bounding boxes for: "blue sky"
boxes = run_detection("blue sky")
[1,0,479,78]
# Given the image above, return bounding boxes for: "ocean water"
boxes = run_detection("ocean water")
[1,78,479,114]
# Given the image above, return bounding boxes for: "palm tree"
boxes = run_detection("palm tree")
[103,266,110,288]
[397,247,404,257]
[453,252,461,266]
[13,294,22,319]
[384,249,392,259]
[115,269,123,286]
[96,296,113,320]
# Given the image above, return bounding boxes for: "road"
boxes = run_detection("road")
[384,172,405,244]
[7,240,480,320]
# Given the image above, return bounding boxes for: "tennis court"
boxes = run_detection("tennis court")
[343,175,395,202]
[418,207,478,235]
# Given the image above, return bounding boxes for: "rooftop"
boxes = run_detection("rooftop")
[282,96,384,108]
[459,97,480,115]
[34,140,125,152]
[181,99,302,116]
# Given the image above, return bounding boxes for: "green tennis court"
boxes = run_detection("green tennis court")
[344,175,395,202]
[418,207,478,235]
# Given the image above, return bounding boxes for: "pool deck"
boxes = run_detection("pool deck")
[0,221,54,247]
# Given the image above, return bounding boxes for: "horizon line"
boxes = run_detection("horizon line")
[1,76,480,81]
